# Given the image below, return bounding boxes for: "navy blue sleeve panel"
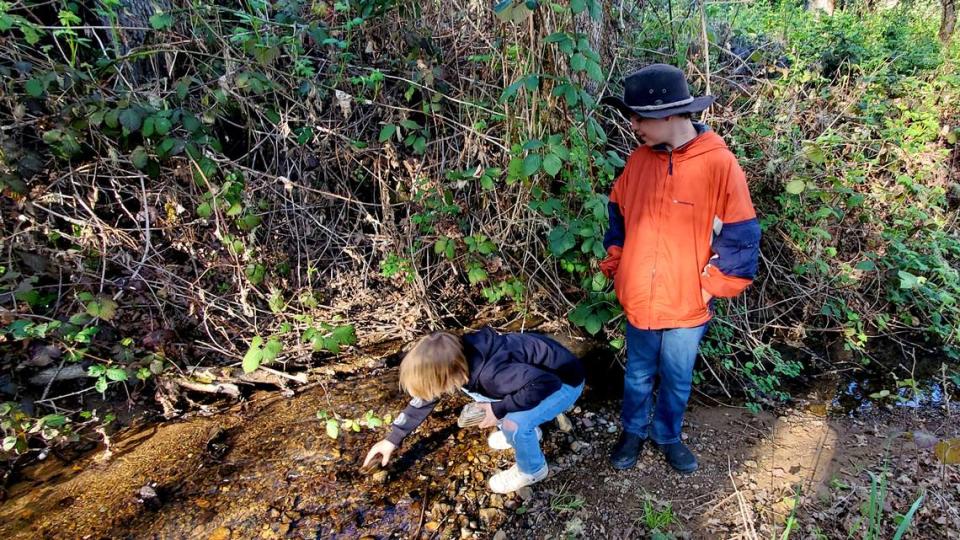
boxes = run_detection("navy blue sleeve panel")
[385,397,438,447]
[489,364,563,419]
[603,202,626,250]
[711,218,761,279]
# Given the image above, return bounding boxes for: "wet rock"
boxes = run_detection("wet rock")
[493,531,508,540]
[372,470,388,484]
[479,508,505,528]
[516,486,534,501]
[489,494,504,509]
[555,413,574,432]
[208,527,231,540]
[606,425,617,433]
[581,418,595,429]
[425,521,440,532]
[478,454,490,464]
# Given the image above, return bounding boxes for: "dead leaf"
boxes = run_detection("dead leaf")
[334,90,352,118]
[934,439,960,464]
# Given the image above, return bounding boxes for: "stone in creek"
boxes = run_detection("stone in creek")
[208,527,231,540]
[478,508,505,529]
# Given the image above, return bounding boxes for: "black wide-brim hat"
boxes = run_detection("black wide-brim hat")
[600,63,715,119]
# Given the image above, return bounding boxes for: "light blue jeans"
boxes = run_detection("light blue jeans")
[497,382,584,474]
[622,322,709,444]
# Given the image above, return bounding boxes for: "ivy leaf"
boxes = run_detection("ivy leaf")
[898,271,920,290]
[154,117,172,136]
[196,202,212,218]
[2,436,17,452]
[570,0,587,14]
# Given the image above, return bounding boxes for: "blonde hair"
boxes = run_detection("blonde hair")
[399,332,468,401]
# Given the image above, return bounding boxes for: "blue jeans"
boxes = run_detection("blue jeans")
[496,382,584,474]
[621,322,708,444]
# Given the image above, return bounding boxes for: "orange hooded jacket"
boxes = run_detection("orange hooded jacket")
[601,127,761,330]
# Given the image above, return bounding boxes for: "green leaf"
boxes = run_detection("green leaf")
[325,418,339,439]
[855,260,876,271]
[571,0,587,14]
[41,414,67,428]
[805,144,826,165]
[142,117,155,138]
[95,377,108,393]
[548,227,576,256]
[543,153,562,177]
[584,314,603,335]
[86,297,118,320]
[898,271,920,290]
[522,154,541,177]
[585,60,605,82]
[87,364,106,377]
[242,336,264,373]
[149,12,173,30]
[196,202,212,218]
[119,108,143,132]
[570,53,587,71]
[131,146,149,170]
[467,266,488,285]
[262,338,283,363]
[785,179,806,195]
[2,436,17,452]
[25,78,44,98]
[378,124,397,143]
[182,113,201,133]
[106,367,128,382]
[154,117,172,136]
[331,324,357,345]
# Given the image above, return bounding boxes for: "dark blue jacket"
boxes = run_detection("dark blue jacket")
[385,328,584,446]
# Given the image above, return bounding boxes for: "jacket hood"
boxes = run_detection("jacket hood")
[650,123,729,162]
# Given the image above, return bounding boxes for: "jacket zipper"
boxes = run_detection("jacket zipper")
[649,150,674,325]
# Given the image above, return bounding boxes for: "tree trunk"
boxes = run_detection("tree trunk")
[941,0,958,44]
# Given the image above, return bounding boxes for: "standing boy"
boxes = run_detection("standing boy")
[598,64,761,473]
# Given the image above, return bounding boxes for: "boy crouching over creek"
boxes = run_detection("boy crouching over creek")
[363,328,585,494]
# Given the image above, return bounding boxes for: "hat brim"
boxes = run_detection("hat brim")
[599,95,715,119]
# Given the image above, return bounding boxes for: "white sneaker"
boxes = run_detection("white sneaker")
[489,464,548,494]
[487,427,542,450]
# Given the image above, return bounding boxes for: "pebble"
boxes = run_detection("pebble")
[516,486,534,501]
[744,460,758,468]
[372,470,388,484]
[607,425,618,433]
[493,531,508,540]
[425,521,440,532]
[581,418,595,428]
[478,455,490,464]
[478,508,504,529]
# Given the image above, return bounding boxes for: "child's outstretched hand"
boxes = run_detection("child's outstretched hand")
[363,439,396,468]
[477,402,498,429]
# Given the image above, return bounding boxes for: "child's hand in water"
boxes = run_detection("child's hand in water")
[363,439,397,468]
[477,402,498,428]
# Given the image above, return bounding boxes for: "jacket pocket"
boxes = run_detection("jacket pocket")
[669,199,707,318]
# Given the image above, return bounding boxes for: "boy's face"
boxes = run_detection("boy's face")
[630,114,670,147]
